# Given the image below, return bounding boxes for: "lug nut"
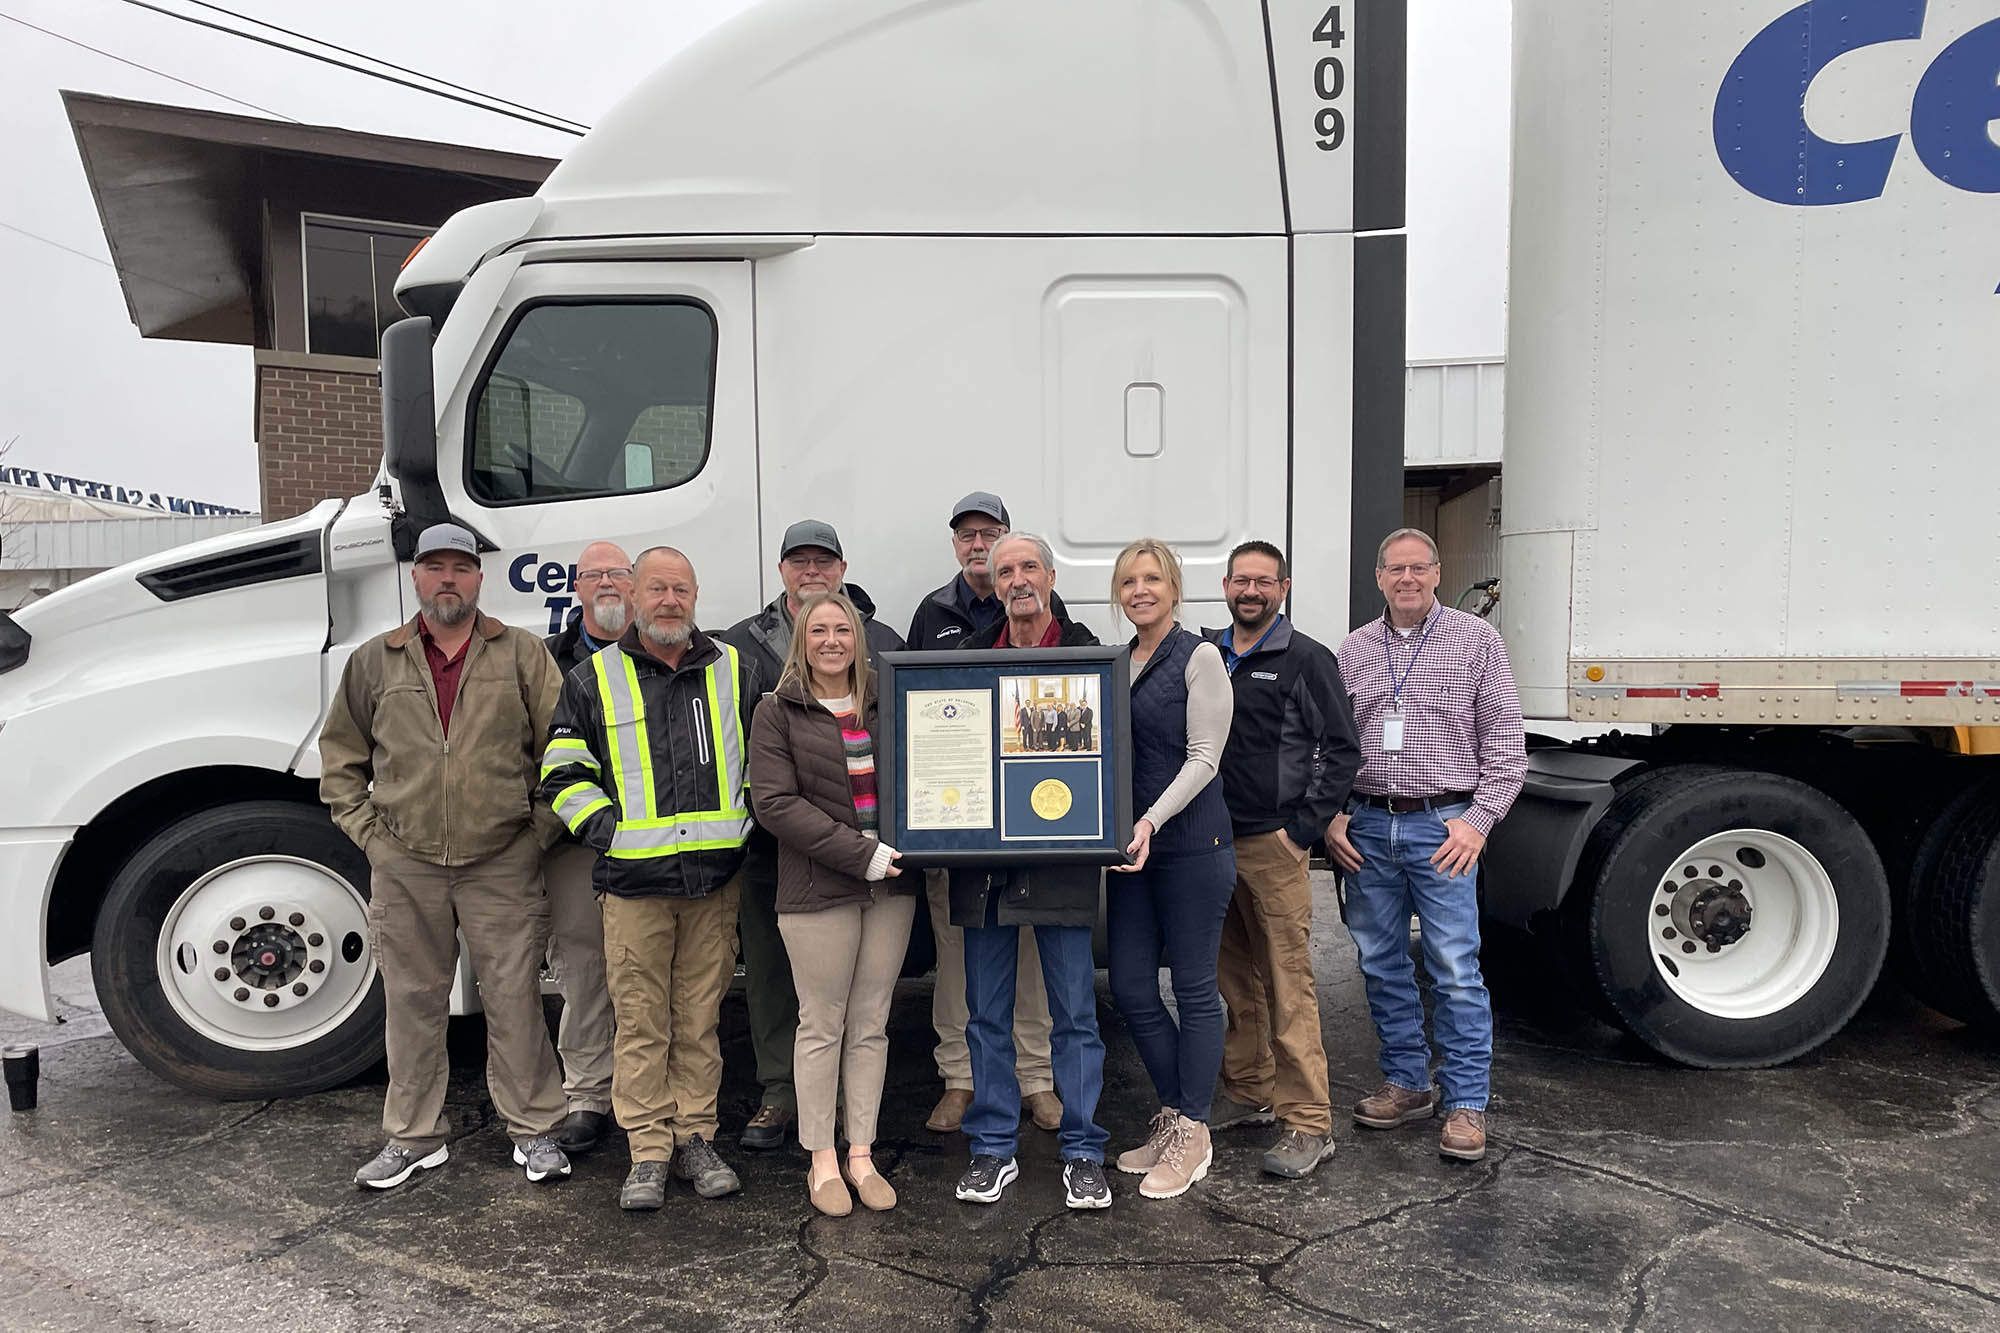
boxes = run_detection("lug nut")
[229,917,246,932]
[1681,941,1697,954]
[263,993,280,1007]
[308,960,326,974]
[1654,904,1670,917]
[1707,942,1722,953]
[1663,928,1677,939]
[233,988,250,1002]
[292,982,309,997]
[307,933,324,948]
[212,939,229,954]
[213,967,231,981]
[288,912,305,927]
[258,906,275,921]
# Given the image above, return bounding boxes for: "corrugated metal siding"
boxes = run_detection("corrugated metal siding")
[1405,358,1504,466]
[3,515,263,570]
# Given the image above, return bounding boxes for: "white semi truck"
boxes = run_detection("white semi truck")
[0,0,1410,1096]
[1483,0,2000,1065]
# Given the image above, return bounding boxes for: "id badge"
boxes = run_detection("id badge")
[1382,710,1405,753]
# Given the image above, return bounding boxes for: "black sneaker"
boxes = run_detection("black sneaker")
[673,1134,742,1199]
[1063,1157,1112,1209]
[954,1154,1019,1204]
[740,1104,793,1151]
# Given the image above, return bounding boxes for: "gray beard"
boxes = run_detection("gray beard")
[590,599,629,636]
[641,618,693,648]
[420,591,476,627]
[1004,588,1047,618]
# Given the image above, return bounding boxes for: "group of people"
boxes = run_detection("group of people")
[1013,697,1094,752]
[319,488,1527,1216]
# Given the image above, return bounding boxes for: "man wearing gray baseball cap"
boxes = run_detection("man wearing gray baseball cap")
[321,523,574,1190]
[720,518,905,1149]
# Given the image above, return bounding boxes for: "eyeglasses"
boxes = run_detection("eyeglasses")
[1226,576,1283,592]
[1380,563,1438,577]
[953,526,1006,546]
[784,554,842,571]
[576,568,633,585]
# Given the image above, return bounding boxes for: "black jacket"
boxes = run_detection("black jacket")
[1204,617,1361,849]
[544,605,617,677]
[722,584,905,691]
[539,626,765,899]
[906,574,1071,653]
[946,611,1103,929]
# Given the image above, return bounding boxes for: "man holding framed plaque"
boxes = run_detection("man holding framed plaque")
[878,532,1125,1211]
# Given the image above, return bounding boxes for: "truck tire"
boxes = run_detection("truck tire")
[1902,781,2000,1030]
[91,800,384,1099]
[1576,766,1889,1067]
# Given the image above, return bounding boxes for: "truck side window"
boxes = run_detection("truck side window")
[467,299,716,505]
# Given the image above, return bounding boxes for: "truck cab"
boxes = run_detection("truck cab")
[0,0,1408,1096]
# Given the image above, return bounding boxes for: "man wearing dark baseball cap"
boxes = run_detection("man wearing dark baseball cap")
[903,494,1068,1136]
[719,519,905,1149]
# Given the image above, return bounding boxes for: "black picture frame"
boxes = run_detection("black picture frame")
[876,646,1134,867]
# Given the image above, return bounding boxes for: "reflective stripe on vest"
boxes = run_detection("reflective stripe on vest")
[594,642,751,860]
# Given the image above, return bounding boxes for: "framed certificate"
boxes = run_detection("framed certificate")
[876,646,1133,866]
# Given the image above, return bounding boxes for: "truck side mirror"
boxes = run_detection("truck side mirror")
[380,316,449,558]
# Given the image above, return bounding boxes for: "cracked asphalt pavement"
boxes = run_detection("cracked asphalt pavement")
[4,870,1999,1331]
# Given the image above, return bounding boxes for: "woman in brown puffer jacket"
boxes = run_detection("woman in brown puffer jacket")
[748,591,915,1218]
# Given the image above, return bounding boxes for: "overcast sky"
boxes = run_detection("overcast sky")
[0,0,1510,512]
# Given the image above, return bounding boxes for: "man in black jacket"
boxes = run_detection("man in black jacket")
[540,546,764,1211]
[540,540,634,1156]
[719,519,903,1150]
[1204,540,1362,1181]
[949,532,1112,1212]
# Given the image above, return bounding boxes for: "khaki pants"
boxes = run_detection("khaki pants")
[367,831,566,1151]
[779,889,917,1151]
[600,880,741,1161]
[1217,831,1334,1135]
[924,869,1053,1093]
[543,843,614,1114]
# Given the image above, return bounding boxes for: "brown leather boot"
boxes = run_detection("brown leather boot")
[1439,1108,1487,1161]
[926,1088,973,1133]
[1353,1082,1439,1129]
[1022,1089,1064,1132]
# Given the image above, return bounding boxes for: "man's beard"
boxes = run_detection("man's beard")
[1004,586,1047,617]
[1230,596,1276,631]
[420,590,476,627]
[640,616,693,648]
[591,597,630,635]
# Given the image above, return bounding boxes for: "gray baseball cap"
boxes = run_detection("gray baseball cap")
[779,519,843,559]
[413,522,480,564]
[950,491,1010,528]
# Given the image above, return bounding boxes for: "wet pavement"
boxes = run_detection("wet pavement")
[3,870,1999,1332]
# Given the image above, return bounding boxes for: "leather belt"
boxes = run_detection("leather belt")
[1356,790,1475,815]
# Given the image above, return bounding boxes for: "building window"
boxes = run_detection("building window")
[302,215,432,358]
[467,300,716,506]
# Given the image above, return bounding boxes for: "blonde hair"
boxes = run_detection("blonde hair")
[781,591,871,701]
[1110,538,1184,611]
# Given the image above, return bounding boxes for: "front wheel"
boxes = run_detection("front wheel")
[1576,767,1889,1068]
[92,800,385,1099]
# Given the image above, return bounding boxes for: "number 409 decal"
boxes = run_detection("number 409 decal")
[1312,5,1347,151]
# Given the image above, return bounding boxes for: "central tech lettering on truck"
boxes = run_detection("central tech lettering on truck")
[0,0,1410,1099]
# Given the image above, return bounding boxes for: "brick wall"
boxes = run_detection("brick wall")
[256,363,382,520]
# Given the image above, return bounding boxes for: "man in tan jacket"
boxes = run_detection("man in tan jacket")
[321,523,572,1190]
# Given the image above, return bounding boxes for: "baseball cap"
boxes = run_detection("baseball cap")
[413,522,480,564]
[949,491,1010,529]
[779,519,843,559]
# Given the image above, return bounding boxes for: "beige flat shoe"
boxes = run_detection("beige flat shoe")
[808,1167,852,1217]
[843,1159,897,1211]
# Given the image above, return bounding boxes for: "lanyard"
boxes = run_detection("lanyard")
[1221,615,1283,676]
[1382,607,1438,708]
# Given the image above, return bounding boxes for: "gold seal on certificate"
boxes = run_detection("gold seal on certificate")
[1029,779,1073,821]
[905,691,994,830]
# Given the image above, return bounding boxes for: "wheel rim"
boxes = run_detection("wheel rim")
[156,856,376,1051]
[1642,828,1840,1019]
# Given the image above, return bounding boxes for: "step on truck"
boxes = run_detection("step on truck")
[1484,0,2000,1066]
[0,0,1409,1097]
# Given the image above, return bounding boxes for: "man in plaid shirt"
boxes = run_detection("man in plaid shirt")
[1329,528,1526,1162]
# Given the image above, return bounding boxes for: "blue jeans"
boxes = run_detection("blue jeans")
[1342,800,1492,1110]
[962,894,1108,1163]
[1106,846,1236,1122]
